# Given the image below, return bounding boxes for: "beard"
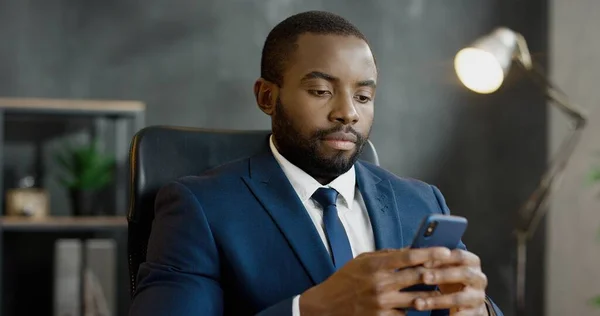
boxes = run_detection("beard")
[271,97,369,181]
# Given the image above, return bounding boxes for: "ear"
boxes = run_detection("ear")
[254,78,278,116]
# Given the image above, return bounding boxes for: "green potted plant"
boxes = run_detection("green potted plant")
[589,165,600,187]
[55,140,115,216]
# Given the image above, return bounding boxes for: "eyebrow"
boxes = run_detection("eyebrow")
[357,79,377,89]
[300,71,376,88]
[301,71,338,83]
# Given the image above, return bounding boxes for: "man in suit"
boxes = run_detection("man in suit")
[130,11,503,316]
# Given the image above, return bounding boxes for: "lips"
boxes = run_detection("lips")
[321,131,358,143]
[320,131,358,151]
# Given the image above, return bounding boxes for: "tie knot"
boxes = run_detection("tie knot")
[312,187,339,208]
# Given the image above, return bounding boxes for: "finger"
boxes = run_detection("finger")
[452,310,480,316]
[358,248,396,258]
[378,247,452,271]
[374,290,442,310]
[424,249,480,268]
[377,266,425,291]
[413,287,486,311]
[452,304,489,316]
[379,310,406,316]
[422,266,487,289]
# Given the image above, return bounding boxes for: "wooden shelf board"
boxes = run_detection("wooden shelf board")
[0,216,127,232]
[0,97,145,115]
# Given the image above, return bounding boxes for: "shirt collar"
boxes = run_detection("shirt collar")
[269,135,356,206]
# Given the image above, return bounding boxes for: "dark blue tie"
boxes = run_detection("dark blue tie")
[312,188,353,270]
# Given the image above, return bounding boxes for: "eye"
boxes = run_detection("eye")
[308,90,331,97]
[355,95,372,103]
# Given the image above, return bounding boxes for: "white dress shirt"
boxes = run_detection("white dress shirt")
[268,136,375,315]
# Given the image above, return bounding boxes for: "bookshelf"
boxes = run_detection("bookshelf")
[0,98,145,115]
[0,97,145,213]
[0,98,144,315]
[0,216,128,232]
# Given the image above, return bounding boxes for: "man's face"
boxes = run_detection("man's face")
[259,34,377,182]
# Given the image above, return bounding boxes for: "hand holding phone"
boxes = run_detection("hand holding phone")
[299,214,482,314]
[401,214,468,295]
[405,215,490,314]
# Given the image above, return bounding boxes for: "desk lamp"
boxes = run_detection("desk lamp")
[454,27,588,316]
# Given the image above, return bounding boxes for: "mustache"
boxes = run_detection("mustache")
[314,125,364,142]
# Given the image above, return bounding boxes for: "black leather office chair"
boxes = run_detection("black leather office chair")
[127,125,380,297]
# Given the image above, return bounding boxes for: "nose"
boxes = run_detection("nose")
[329,95,359,125]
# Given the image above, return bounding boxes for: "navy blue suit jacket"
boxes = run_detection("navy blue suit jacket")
[129,150,503,316]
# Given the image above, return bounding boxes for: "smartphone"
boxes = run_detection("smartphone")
[401,214,468,294]
[410,214,468,249]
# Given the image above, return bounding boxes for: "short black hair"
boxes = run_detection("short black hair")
[260,10,370,86]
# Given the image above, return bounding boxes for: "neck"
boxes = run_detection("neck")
[314,176,335,186]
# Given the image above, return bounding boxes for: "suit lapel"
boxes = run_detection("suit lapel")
[355,162,405,250]
[242,151,335,285]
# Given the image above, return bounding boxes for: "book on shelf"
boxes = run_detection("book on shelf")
[53,239,116,316]
[54,239,81,316]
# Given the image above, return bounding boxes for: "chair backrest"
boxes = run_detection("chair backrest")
[126,125,380,296]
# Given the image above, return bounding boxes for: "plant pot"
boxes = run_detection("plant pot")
[69,189,98,216]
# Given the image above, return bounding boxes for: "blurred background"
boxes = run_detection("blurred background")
[0,0,599,315]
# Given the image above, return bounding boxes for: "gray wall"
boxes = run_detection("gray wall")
[0,1,549,315]
[548,0,600,315]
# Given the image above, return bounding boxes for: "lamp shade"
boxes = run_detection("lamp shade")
[454,27,519,94]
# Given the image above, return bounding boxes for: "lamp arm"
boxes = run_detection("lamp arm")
[514,126,584,236]
[513,32,587,123]
[513,61,588,237]
[521,61,588,124]
[508,31,588,316]
[513,89,585,315]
